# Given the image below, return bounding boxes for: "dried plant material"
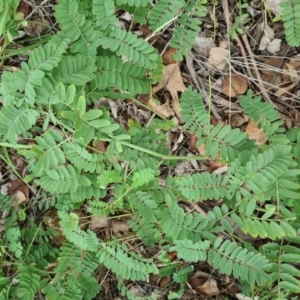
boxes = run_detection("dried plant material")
[261,73,282,91]
[175,160,192,176]
[128,285,144,297]
[207,47,230,71]
[276,62,299,97]
[43,209,65,247]
[111,219,130,237]
[230,114,246,128]
[267,38,282,53]
[245,120,268,145]
[265,0,284,15]
[153,64,187,118]
[281,57,300,83]
[189,133,198,152]
[44,209,87,247]
[6,178,29,206]
[139,24,165,52]
[219,40,229,49]
[236,294,259,300]
[162,48,178,65]
[89,215,108,230]
[149,98,174,118]
[17,1,29,18]
[158,276,171,287]
[281,58,300,96]
[222,74,248,97]
[193,37,215,57]
[168,131,184,151]
[92,140,106,153]
[261,56,283,76]
[24,17,49,36]
[189,271,220,296]
[12,191,27,205]
[258,25,274,51]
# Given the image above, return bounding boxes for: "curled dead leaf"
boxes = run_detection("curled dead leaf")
[222,74,248,97]
[230,114,247,128]
[188,271,220,296]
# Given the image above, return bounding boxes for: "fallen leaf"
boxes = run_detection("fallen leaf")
[149,97,174,118]
[153,64,187,118]
[92,140,106,153]
[189,271,220,296]
[89,215,108,230]
[111,219,130,237]
[17,1,29,18]
[258,24,274,51]
[267,38,281,53]
[193,37,215,57]
[6,178,29,206]
[276,62,299,97]
[207,47,230,71]
[189,133,198,152]
[265,0,284,15]
[222,74,248,97]
[230,114,246,128]
[261,56,283,76]
[24,17,49,36]
[162,47,178,65]
[245,120,268,145]
[158,276,171,287]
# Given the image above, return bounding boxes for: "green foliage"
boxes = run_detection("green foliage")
[1,1,300,299]
[227,1,249,39]
[280,0,300,46]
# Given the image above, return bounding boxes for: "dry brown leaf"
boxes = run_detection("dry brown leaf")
[89,215,108,230]
[158,276,171,287]
[258,24,274,51]
[188,133,198,152]
[193,37,215,57]
[230,114,246,128]
[222,74,248,97]
[153,64,187,118]
[261,73,282,91]
[6,178,29,206]
[162,47,178,65]
[245,119,268,145]
[207,47,230,71]
[189,271,220,296]
[92,140,106,153]
[149,98,174,118]
[24,17,49,36]
[261,56,283,76]
[17,1,29,18]
[276,62,299,97]
[111,219,130,237]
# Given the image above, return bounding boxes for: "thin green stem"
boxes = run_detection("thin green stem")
[0,142,31,149]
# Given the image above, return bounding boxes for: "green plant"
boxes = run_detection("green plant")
[227,1,250,39]
[280,0,300,47]
[0,0,300,299]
